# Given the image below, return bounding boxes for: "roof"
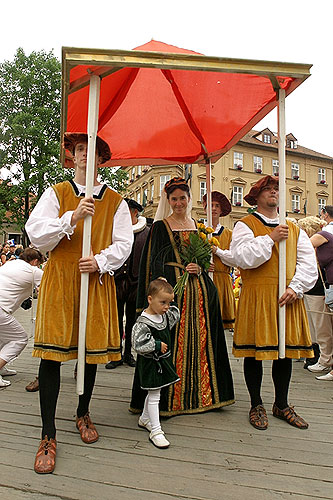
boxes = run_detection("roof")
[239,130,333,161]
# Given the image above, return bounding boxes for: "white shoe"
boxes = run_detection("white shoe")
[307,362,330,373]
[149,430,170,448]
[0,375,11,387]
[0,366,17,376]
[138,417,152,432]
[316,372,333,381]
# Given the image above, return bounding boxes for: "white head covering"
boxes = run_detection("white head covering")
[154,183,193,222]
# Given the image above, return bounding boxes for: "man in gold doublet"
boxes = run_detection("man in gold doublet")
[26,133,133,473]
[230,176,317,431]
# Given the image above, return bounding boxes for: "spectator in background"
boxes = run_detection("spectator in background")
[8,243,17,260]
[2,243,10,260]
[297,217,327,370]
[0,248,43,387]
[320,206,333,235]
[308,222,333,381]
[105,198,150,369]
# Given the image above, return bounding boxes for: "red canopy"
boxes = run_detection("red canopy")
[63,40,311,166]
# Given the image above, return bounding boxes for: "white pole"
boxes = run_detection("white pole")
[278,88,286,359]
[205,158,214,279]
[76,74,101,395]
[205,158,212,227]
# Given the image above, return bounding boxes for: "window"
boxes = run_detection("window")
[150,183,154,201]
[263,134,271,144]
[137,165,142,176]
[289,140,297,149]
[253,156,262,173]
[131,167,135,180]
[318,198,326,213]
[200,181,207,201]
[291,163,299,179]
[232,186,243,206]
[136,191,141,204]
[233,152,243,170]
[160,175,170,194]
[318,168,326,183]
[143,188,148,206]
[292,194,300,212]
[272,159,279,176]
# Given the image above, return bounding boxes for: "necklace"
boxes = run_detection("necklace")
[169,215,193,229]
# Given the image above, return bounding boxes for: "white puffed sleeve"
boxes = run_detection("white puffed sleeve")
[288,228,318,297]
[25,187,75,253]
[229,221,275,269]
[94,199,133,274]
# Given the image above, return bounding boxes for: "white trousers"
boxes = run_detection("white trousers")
[141,389,161,434]
[0,307,28,363]
[304,295,333,367]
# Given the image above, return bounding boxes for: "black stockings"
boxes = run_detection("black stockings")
[244,357,292,409]
[38,359,97,439]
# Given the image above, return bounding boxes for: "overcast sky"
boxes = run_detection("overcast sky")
[1,0,332,157]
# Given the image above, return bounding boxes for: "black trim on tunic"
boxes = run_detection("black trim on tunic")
[252,212,278,228]
[68,179,108,200]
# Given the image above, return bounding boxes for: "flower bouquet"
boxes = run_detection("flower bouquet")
[174,224,220,297]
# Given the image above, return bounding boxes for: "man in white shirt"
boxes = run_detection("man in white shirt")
[26,133,133,474]
[0,248,43,387]
[230,175,317,431]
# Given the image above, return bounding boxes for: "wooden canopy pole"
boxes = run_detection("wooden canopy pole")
[278,88,286,359]
[76,74,101,395]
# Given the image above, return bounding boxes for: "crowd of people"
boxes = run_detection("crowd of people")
[0,133,331,474]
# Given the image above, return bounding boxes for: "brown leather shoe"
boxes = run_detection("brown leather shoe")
[34,436,56,474]
[26,377,39,392]
[249,405,268,430]
[272,403,309,429]
[76,413,99,443]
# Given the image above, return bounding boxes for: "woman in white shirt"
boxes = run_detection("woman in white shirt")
[0,247,43,387]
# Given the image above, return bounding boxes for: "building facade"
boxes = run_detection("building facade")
[125,128,333,228]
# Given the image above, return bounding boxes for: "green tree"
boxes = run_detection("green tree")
[0,48,129,245]
[98,166,128,193]
[0,48,72,245]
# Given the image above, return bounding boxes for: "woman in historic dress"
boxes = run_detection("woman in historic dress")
[202,191,236,330]
[130,177,234,416]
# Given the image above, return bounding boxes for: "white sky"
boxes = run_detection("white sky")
[1,0,332,157]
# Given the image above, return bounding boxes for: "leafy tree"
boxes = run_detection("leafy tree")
[0,48,128,245]
[0,48,71,244]
[98,166,128,193]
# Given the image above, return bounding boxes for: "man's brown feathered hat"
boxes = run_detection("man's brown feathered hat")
[244,175,279,206]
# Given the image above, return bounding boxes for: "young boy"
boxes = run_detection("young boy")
[132,278,180,448]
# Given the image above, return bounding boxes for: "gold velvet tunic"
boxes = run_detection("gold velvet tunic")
[213,227,236,328]
[233,214,313,360]
[33,181,122,364]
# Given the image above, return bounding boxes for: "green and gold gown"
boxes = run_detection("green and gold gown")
[130,219,235,416]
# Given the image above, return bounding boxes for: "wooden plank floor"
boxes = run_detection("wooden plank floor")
[0,305,332,500]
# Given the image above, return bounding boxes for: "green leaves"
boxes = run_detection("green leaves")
[0,48,63,242]
[179,232,212,271]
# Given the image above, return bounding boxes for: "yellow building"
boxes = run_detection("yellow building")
[125,128,333,228]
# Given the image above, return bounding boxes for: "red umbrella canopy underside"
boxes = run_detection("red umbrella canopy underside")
[66,40,296,166]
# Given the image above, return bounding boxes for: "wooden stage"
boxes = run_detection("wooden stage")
[0,305,332,499]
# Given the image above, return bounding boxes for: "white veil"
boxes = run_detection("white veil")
[154,185,193,222]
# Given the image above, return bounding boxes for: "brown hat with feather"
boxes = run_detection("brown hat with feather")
[244,175,279,206]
